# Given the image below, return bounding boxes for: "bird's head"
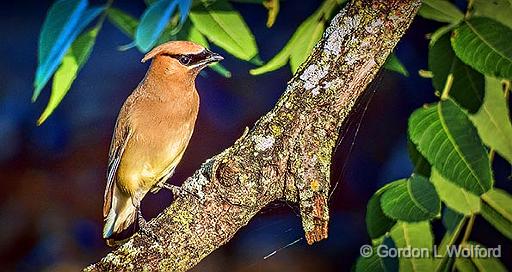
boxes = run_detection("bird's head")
[141,41,223,75]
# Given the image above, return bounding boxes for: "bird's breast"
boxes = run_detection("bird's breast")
[120,93,198,191]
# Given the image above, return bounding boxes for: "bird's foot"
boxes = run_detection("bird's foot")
[137,211,162,244]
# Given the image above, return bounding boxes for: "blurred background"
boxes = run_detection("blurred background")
[0,0,510,271]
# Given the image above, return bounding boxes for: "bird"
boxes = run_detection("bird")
[102,41,223,245]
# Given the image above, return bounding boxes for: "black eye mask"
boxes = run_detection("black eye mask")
[162,50,212,67]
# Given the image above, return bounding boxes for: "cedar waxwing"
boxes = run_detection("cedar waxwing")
[102,41,223,245]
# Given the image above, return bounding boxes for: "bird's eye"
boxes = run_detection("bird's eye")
[179,55,191,65]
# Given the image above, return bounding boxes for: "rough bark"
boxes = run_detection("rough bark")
[85,0,421,271]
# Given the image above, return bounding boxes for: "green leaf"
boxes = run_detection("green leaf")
[230,0,264,3]
[189,0,258,61]
[208,62,232,77]
[466,242,507,272]
[408,100,493,195]
[263,0,279,28]
[179,22,231,77]
[452,17,512,79]
[135,0,181,52]
[355,247,387,272]
[383,53,409,77]
[430,168,480,215]
[473,0,512,29]
[355,237,398,272]
[37,28,99,125]
[390,221,434,272]
[471,256,507,272]
[366,195,396,239]
[436,208,466,271]
[177,0,192,25]
[429,32,484,113]
[289,17,324,73]
[481,189,512,239]
[250,11,323,75]
[469,77,512,164]
[418,0,464,23]
[34,0,103,101]
[441,207,464,232]
[429,23,457,46]
[380,175,440,222]
[365,181,401,239]
[480,201,512,240]
[407,139,431,177]
[482,189,512,223]
[107,8,138,38]
[455,257,478,272]
[249,37,293,75]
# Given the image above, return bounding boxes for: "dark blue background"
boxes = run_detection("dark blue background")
[0,0,510,271]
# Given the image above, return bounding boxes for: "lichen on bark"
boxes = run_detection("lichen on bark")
[85,0,421,271]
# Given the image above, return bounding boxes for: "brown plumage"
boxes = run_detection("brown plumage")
[102,41,222,245]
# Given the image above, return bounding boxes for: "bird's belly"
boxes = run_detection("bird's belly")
[129,127,193,190]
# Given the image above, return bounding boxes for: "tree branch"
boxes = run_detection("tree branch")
[85,0,421,270]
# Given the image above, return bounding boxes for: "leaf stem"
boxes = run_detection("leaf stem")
[465,0,474,18]
[434,216,467,272]
[95,0,115,30]
[461,214,475,244]
[441,74,454,100]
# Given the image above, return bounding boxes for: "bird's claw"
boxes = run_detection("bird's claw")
[137,211,163,244]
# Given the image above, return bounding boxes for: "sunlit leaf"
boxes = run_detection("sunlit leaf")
[429,32,484,113]
[473,0,512,29]
[380,176,440,222]
[452,18,512,79]
[469,77,512,164]
[455,257,478,272]
[107,8,138,38]
[38,28,99,125]
[290,16,324,73]
[189,0,258,61]
[34,0,103,101]
[481,189,512,239]
[263,0,279,28]
[481,201,512,240]
[250,12,322,75]
[408,100,493,195]
[390,221,434,272]
[482,189,512,223]
[431,168,480,216]
[418,0,464,23]
[383,53,409,77]
[466,242,507,272]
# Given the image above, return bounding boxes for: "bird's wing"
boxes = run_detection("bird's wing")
[103,114,132,218]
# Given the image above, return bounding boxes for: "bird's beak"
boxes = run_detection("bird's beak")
[204,50,223,64]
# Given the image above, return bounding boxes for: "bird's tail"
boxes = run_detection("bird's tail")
[103,187,137,246]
